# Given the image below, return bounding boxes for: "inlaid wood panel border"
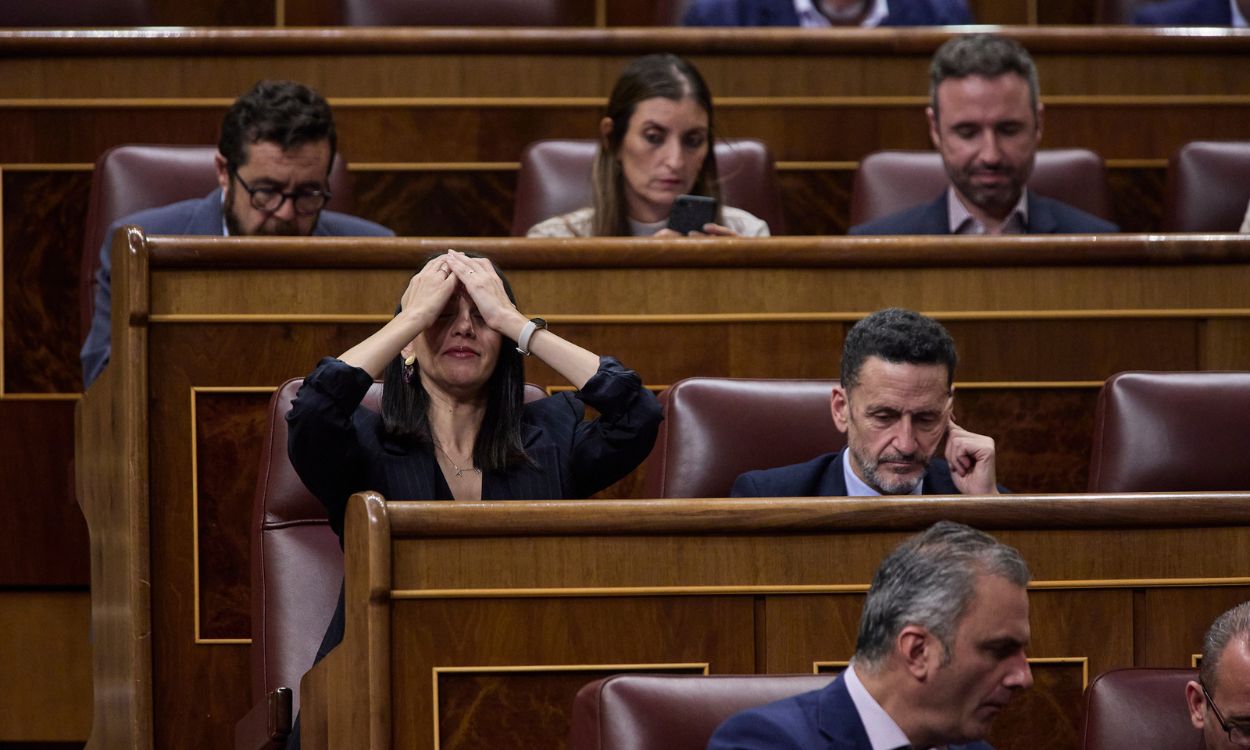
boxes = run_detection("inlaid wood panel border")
[390,579,1250,600]
[189,385,275,645]
[430,662,709,750]
[813,657,1087,686]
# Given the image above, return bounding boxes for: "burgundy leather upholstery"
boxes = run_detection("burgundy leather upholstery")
[243,377,548,744]
[1163,141,1250,231]
[848,149,1115,226]
[0,0,152,25]
[642,377,846,499]
[1080,668,1201,750]
[1088,371,1250,492]
[343,0,578,25]
[80,145,353,342]
[511,138,785,235]
[569,673,835,750]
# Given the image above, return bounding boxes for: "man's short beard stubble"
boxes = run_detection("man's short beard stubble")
[223,181,307,237]
[850,442,931,495]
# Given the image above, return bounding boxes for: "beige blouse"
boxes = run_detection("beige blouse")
[526,206,771,238]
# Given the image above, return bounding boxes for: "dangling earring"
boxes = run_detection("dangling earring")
[402,354,416,385]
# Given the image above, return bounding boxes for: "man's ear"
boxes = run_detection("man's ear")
[831,385,850,434]
[1186,680,1207,730]
[897,624,938,681]
[926,106,941,150]
[214,152,231,192]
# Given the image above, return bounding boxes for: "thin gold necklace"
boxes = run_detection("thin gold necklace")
[434,441,480,478]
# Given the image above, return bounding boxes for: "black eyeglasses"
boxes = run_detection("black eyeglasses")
[231,170,330,216]
[1202,680,1250,747]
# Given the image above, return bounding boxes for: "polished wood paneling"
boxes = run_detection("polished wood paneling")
[77,225,1250,750]
[296,493,1250,750]
[0,399,87,586]
[351,170,516,237]
[437,666,705,750]
[396,599,749,747]
[2,170,89,393]
[0,592,92,742]
[194,390,269,641]
[1140,587,1250,667]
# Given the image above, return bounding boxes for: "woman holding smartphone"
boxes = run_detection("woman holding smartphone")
[526,53,771,238]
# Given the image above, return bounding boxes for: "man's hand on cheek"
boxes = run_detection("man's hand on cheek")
[944,417,998,495]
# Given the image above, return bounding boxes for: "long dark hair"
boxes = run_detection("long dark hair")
[592,53,722,236]
[379,252,530,472]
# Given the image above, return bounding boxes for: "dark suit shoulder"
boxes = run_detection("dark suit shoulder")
[317,210,394,237]
[707,683,828,750]
[1133,0,1229,24]
[848,194,948,235]
[112,194,219,235]
[1029,194,1119,233]
[683,0,797,25]
[884,0,973,24]
[731,452,845,497]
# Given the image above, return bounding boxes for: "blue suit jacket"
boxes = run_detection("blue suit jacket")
[731,448,964,497]
[683,0,972,26]
[1134,0,1233,24]
[79,188,393,386]
[848,191,1119,235]
[708,671,996,750]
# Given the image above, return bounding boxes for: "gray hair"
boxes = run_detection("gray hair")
[929,34,1040,121]
[855,521,1031,669]
[1200,601,1250,690]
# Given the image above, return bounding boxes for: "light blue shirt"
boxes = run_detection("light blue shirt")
[844,663,916,750]
[793,0,889,26]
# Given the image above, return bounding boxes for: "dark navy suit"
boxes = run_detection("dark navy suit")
[848,192,1118,235]
[731,448,962,497]
[1134,0,1234,24]
[683,0,972,26]
[708,671,996,749]
[79,188,393,386]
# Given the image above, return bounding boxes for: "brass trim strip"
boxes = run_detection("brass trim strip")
[190,385,278,646]
[275,0,285,27]
[0,393,83,401]
[350,161,519,171]
[594,0,606,27]
[0,160,1169,174]
[146,310,1250,326]
[1192,653,1202,668]
[816,657,1087,686]
[390,578,1250,600]
[1,95,1247,109]
[812,660,850,673]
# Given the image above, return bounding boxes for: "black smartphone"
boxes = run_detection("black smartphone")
[666,194,718,235]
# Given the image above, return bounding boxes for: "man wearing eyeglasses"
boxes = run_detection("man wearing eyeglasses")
[1188,602,1250,750]
[80,79,393,387]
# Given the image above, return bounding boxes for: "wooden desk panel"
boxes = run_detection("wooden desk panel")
[75,233,1250,750]
[298,493,1250,750]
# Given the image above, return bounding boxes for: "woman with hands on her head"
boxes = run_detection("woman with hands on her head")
[284,249,662,685]
[526,53,770,238]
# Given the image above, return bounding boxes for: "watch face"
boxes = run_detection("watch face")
[532,317,548,329]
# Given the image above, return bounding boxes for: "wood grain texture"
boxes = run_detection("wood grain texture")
[2,170,89,393]
[0,399,87,586]
[294,494,1250,750]
[194,390,269,640]
[0,591,92,742]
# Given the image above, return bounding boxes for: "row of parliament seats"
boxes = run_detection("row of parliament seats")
[241,369,1250,748]
[81,140,1250,340]
[567,668,1201,750]
[0,0,1230,26]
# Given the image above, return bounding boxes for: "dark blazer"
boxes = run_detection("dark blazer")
[848,191,1119,235]
[731,448,962,497]
[1134,0,1233,24]
[683,0,972,26]
[707,671,996,750]
[79,188,394,386]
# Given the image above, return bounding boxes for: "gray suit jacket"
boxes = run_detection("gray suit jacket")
[80,188,393,386]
